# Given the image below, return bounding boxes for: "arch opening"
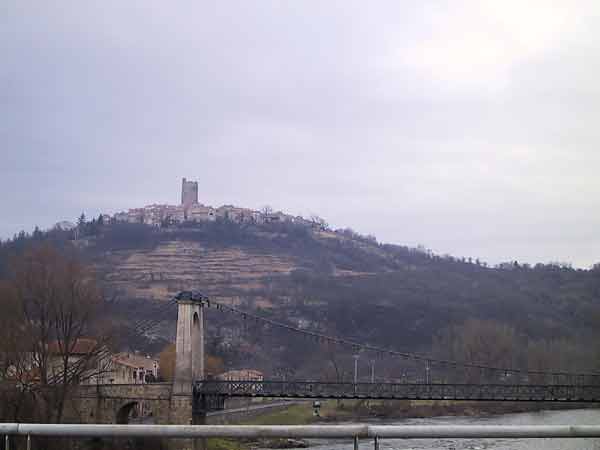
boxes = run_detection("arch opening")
[116,401,139,424]
[193,311,199,325]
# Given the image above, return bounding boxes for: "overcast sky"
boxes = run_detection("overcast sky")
[2,1,600,267]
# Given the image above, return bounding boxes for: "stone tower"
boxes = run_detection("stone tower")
[173,291,205,395]
[181,177,199,209]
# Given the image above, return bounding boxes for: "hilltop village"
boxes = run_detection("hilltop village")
[107,178,321,230]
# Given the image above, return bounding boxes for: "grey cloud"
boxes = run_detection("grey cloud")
[1,1,599,267]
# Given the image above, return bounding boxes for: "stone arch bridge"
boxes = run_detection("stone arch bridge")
[72,383,187,425]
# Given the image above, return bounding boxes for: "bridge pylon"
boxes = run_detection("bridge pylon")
[173,291,206,395]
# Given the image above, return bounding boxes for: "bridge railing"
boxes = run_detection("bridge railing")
[195,380,600,403]
[3,423,600,449]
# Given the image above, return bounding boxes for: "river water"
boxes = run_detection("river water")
[303,409,600,450]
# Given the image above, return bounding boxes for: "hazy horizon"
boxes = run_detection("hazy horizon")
[3,1,600,268]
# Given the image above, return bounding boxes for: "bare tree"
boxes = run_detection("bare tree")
[433,319,520,383]
[0,280,36,422]
[527,338,592,382]
[10,243,108,423]
[322,344,350,383]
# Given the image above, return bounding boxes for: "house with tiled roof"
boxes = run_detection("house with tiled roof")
[108,353,159,384]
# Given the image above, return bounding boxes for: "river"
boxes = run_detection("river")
[302,409,600,450]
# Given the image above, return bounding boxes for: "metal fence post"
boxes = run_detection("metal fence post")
[354,436,359,450]
[373,436,379,450]
[4,435,8,450]
[26,435,31,450]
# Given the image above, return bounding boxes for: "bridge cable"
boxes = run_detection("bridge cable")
[205,298,600,380]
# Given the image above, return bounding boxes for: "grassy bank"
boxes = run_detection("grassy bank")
[312,399,599,421]
[238,399,599,427]
[207,400,599,450]
[239,400,515,425]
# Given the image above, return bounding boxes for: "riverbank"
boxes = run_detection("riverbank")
[318,399,600,421]
[205,400,600,450]
[242,399,599,424]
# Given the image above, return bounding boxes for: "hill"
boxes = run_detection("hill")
[2,218,600,379]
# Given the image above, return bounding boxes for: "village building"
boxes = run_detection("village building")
[108,353,159,384]
[163,204,186,223]
[263,211,294,224]
[48,338,109,385]
[45,339,159,386]
[125,208,145,224]
[187,204,216,222]
[113,211,128,222]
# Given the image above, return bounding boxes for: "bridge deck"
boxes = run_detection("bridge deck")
[195,380,600,404]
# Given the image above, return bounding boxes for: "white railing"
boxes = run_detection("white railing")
[2,424,600,449]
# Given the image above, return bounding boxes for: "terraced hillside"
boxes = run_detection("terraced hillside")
[89,221,396,310]
[102,240,300,301]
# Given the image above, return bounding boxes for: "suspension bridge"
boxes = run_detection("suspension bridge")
[163,291,600,412]
[66,290,600,427]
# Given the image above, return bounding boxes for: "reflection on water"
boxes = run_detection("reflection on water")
[303,409,600,450]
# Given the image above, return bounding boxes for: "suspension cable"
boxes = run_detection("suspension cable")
[205,298,600,379]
